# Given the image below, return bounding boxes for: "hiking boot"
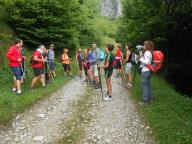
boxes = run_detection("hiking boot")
[94,83,101,89]
[124,83,132,88]
[29,87,34,91]
[138,101,149,106]
[83,79,88,83]
[46,81,50,84]
[42,85,46,88]
[94,85,100,89]
[103,96,112,101]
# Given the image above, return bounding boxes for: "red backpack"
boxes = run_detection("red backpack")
[147,51,164,72]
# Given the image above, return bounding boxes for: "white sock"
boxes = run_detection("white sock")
[12,88,17,92]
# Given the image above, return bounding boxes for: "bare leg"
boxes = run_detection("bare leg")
[13,77,17,90]
[52,70,56,77]
[106,78,112,96]
[16,80,21,91]
[40,74,45,87]
[128,73,132,85]
[31,76,39,88]
[95,76,99,83]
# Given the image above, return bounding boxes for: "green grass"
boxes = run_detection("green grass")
[132,73,192,144]
[0,3,80,124]
[57,88,93,144]
[0,61,78,124]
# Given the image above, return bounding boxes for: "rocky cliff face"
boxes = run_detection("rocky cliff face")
[101,0,122,18]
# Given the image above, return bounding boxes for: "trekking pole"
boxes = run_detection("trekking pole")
[97,65,104,101]
[20,62,26,93]
[47,62,56,85]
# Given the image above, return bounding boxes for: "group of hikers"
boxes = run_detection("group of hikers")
[6,39,164,104]
[75,40,163,103]
[6,40,57,94]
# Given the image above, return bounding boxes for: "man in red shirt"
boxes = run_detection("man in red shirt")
[115,44,123,78]
[6,39,24,95]
[30,45,47,88]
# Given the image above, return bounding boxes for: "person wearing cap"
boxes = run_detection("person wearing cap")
[6,39,24,95]
[30,45,47,88]
[90,43,102,89]
[47,44,56,77]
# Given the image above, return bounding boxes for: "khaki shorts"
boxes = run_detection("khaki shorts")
[125,63,132,74]
[90,64,99,77]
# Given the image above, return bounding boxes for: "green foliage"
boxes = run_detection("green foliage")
[6,0,83,51]
[132,73,192,144]
[117,0,167,47]
[0,61,78,123]
[118,0,192,96]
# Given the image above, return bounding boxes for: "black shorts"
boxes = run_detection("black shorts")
[104,69,113,78]
[33,68,44,77]
[63,64,71,72]
[116,60,122,69]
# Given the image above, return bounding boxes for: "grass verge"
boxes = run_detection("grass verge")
[132,73,192,144]
[0,61,78,124]
[57,88,93,144]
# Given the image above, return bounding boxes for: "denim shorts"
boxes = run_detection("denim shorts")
[48,61,55,70]
[11,66,22,80]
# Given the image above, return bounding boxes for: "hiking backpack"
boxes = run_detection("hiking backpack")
[147,50,164,72]
[29,53,35,66]
[59,55,63,63]
[99,48,105,61]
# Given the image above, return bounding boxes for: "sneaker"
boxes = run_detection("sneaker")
[42,85,46,88]
[103,96,112,101]
[29,87,34,90]
[124,83,132,88]
[94,83,101,89]
[12,88,17,92]
[138,101,149,106]
[94,85,100,89]
[17,90,22,95]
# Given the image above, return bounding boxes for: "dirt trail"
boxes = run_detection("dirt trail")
[81,75,154,144]
[0,77,85,144]
[0,74,154,144]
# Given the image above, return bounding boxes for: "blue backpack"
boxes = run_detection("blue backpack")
[99,48,105,61]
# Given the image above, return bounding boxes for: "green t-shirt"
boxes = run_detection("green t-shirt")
[104,52,114,70]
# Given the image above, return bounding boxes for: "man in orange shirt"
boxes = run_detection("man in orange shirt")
[62,48,74,78]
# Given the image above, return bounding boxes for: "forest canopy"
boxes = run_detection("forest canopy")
[117,0,192,96]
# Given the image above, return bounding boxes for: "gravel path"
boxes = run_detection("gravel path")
[0,77,85,144]
[0,74,155,144]
[81,75,154,144]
